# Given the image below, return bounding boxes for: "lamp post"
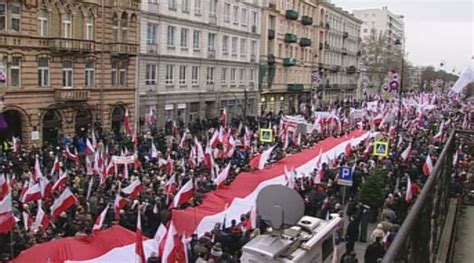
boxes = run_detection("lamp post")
[394,39,404,147]
[440,61,446,93]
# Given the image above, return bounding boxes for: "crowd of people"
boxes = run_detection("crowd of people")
[0,91,472,263]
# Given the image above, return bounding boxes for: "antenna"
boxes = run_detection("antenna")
[256,185,305,236]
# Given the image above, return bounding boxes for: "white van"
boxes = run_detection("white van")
[241,214,345,263]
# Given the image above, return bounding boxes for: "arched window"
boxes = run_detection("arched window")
[121,13,128,42]
[37,8,48,36]
[62,12,72,38]
[112,13,118,42]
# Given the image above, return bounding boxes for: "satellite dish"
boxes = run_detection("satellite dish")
[256,185,305,231]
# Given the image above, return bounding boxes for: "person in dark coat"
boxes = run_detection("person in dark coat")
[364,237,385,263]
[345,216,360,252]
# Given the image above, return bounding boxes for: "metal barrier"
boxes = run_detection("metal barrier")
[382,130,460,263]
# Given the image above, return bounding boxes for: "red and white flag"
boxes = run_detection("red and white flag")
[124,109,132,136]
[146,106,156,126]
[50,188,77,218]
[34,155,44,181]
[32,204,49,232]
[213,163,231,189]
[400,143,412,162]
[0,174,9,200]
[154,224,168,256]
[135,209,146,263]
[20,182,42,203]
[52,170,68,193]
[164,174,177,195]
[86,138,96,155]
[150,143,159,159]
[249,145,276,170]
[203,143,215,170]
[93,205,109,232]
[22,211,31,231]
[0,192,16,234]
[172,180,194,208]
[405,175,412,202]
[432,121,444,141]
[121,179,143,200]
[50,155,61,177]
[181,234,189,263]
[345,140,352,158]
[422,154,433,176]
[114,194,127,219]
[161,223,177,263]
[64,146,80,166]
[220,108,228,128]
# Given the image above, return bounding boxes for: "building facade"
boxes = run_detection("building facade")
[259,0,324,114]
[353,7,405,46]
[139,0,260,129]
[0,0,140,147]
[319,1,362,102]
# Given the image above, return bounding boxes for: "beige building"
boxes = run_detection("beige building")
[319,1,362,102]
[0,0,140,147]
[259,0,325,114]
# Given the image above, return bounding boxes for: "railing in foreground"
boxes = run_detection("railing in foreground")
[382,130,460,263]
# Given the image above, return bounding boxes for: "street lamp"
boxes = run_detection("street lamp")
[440,61,446,93]
[394,39,404,148]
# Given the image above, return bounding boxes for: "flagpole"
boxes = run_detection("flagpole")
[10,230,14,258]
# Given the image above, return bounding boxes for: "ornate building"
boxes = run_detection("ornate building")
[0,0,140,147]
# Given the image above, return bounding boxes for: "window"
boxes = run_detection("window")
[222,35,229,53]
[9,57,20,87]
[85,60,95,87]
[249,69,255,83]
[322,237,334,260]
[194,0,201,15]
[192,30,200,50]
[240,39,247,55]
[221,68,227,85]
[167,26,176,47]
[209,0,217,17]
[62,60,73,88]
[230,68,236,84]
[147,23,157,44]
[85,15,93,40]
[179,65,187,85]
[0,3,5,31]
[208,33,216,51]
[38,58,50,87]
[252,11,257,27]
[180,28,188,48]
[241,8,248,26]
[169,0,177,10]
[182,0,190,13]
[165,64,174,85]
[111,61,118,86]
[10,4,20,32]
[233,6,239,24]
[191,66,199,85]
[231,37,237,55]
[37,9,48,36]
[363,28,368,33]
[206,67,214,84]
[239,69,245,83]
[224,3,230,22]
[121,14,128,42]
[112,14,118,42]
[251,40,257,56]
[62,13,72,38]
[119,61,127,86]
[145,64,157,85]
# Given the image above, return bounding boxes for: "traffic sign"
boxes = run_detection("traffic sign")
[259,129,273,143]
[373,141,389,157]
[338,166,353,186]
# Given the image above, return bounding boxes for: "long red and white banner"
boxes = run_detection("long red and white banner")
[171,130,371,237]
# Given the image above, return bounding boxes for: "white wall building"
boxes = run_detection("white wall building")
[139,0,261,129]
[353,6,405,45]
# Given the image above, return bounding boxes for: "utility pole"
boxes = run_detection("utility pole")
[394,39,404,148]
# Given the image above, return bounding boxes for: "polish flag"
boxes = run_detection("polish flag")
[20,182,42,203]
[432,121,444,141]
[32,204,49,232]
[314,168,322,185]
[22,211,31,231]
[0,174,9,200]
[114,194,127,219]
[93,205,109,232]
[209,130,220,148]
[194,138,205,165]
[178,132,187,149]
[39,177,52,199]
[423,154,433,176]
[225,136,236,158]
[52,170,68,193]
[181,235,189,263]
[400,143,412,162]
[249,146,276,170]
[203,143,215,169]
[0,192,16,234]
[172,180,194,208]
[34,155,43,181]
[150,143,159,159]
[164,156,174,176]
[146,106,156,126]
[124,109,132,136]
[213,163,231,189]
[249,204,258,230]
[86,138,96,155]
[91,130,98,149]
[135,209,146,263]
[121,179,143,200]
[164,174,177,195]
[154,224,167,256]
[405,175,412,203]
[345,141,352,158]
[220,108,228,128]
[161,223,177,263]
[64,146,80,166]
[50,188,77,218]
[296,132,302,147]
[50,155,61,177]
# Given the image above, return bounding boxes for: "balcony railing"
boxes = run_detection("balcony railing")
[112,0,140,9]
[346,66,357,74]
[341,47,348,55]
[267,54,276,64]
[343,31,349,38]
[268,29,275,39]
[300,37,311,47]
[283,58,296,66]
[284,33,297,43]
[54,89,90,102]
[302,16,313,25]
[49,38,95,52]
[285,10,299,20]
[287,84,304,92]
[111,43,138,55]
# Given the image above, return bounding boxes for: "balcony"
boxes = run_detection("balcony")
[346,66,357,74]
[49,38,95,53]
[112,0,140,9]
[287,84,304,92]
[268,29,275,39]
[111,43,138,55]
[299,37,311,47]
[343,31,349,39]
[341,47,348,55]
[302,16,313,25]
[285,10,299,20]
[283,58,297,66]
[54,89,90,102]
[284,33,297,43]
[267,54,276,64]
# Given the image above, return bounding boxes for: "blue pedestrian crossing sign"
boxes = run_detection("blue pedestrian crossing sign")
[338,166,353,186]
[373,141,389,157]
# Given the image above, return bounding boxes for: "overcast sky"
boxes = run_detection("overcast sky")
[331,0,473,73]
